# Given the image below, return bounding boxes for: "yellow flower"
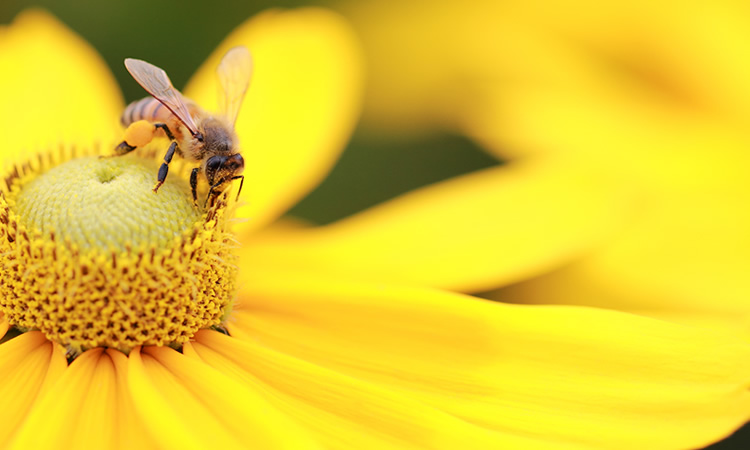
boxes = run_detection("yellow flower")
[1,8,750,450]
[344,0,750,337]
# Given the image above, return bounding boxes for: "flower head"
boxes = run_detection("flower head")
[0,153,235,353]
[1,7,750,450]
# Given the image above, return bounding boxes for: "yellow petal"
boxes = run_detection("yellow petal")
[184,8,362,234]
[346,0,750,138]
[128,346,320,450]
[482,108,750,317]
[107,349,159,450]
[229,273,750,449]
[623,310,750,343]
[492,0,750,122]
[0,9,123,161]
[240,157,633,292]
[8,347,156,450]
[191,330,528,449]
[494,187,750,318]
[0,332,66,445]
[341,0,515,133]
[466,76,750,178]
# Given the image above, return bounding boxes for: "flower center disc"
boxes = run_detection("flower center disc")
[16,157,198,252]
[0,149,238,353]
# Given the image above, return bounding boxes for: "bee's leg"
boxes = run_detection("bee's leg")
[113,120,156,156]
[114,141,137,155]
[190,168,200,206]
[152,141,178,193]
[204,180,224,209]
[204,185,216,209]
[231,175,245,201]
[154,123,176,141]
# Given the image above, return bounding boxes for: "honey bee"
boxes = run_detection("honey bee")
[114,46,253,207]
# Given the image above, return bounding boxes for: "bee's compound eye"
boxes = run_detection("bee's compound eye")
[206,156,223,173]
[228,154,245,172]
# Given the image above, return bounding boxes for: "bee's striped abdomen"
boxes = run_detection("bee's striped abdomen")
[121,97,173,127]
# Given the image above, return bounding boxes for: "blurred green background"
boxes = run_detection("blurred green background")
[0,0,498,225]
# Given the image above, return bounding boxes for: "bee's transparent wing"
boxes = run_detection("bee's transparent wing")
[216,47,253,127]
[124,58,199,135]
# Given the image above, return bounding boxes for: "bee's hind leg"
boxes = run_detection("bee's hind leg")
[153,141,178,193]
[111,120,157,156]
[114,141,137,155]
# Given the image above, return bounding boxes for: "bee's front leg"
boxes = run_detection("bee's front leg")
[190,167,200,206]
[205,181,224,209]
[153,141,179,193]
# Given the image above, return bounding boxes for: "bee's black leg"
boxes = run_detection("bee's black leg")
[154,123,176,141]
[153,141,178,193]
[205,185,217,209]
[231,175,245,201]
[113,141,137,155]
[204,179,225,209]
[190,167,200,206]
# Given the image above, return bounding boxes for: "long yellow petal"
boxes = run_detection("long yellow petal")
[8,348,157,450]
[0,9,123,161]
[184,8,362,234]
[128,346,320,450]
[0,332,66,445]
[239,157,632,292]
[229,273,750,449]
[191,330,553,449]
[107,349,159,450]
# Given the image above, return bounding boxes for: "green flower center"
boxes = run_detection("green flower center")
[15,157,199,252]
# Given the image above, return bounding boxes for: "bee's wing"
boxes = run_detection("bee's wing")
[124,58,199,135]
[216,47,253,127]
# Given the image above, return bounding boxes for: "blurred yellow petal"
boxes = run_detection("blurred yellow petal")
[478,86,750,318]
[240,158,632,292]
[0,315,7,339]
[341,0,514,133]
[495,0,750,122]
[229,273,750,449]
[494,183,750,317]
[466,79,750,181]
[459,42,750,320]
[0,10,123,160]
[128,346,320,450]
[185,9,362,233]
[0,332,66,445]
[346,0,750,138]
[8,347,156,450]
[622,310,750,343]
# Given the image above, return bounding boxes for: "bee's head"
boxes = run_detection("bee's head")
[204,153,245,187]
